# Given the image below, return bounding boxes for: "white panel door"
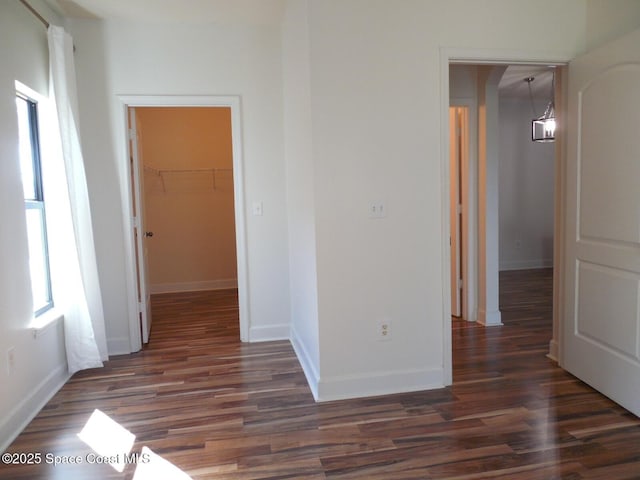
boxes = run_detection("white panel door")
[449,107,462,317]
[563,28,640,416]
[128,108,153,344]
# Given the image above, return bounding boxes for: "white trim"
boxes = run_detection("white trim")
[106,337,132,356]
[315,367,444,403]
[15,80,44,101]
[0,365,70,453]
[440,49,454,386]
[150,279,237,294]
[31,310,64,338]
[446,48,573,66]
[290,327,320,401]
[116,95,250,351]
[450,98,478,324]
[548,339,559,362]
[440,47,571,386]
[248,324,290,342]
[477,308,503,327]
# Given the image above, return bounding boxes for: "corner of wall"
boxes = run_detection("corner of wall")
[249,324,291,342]
[547,338,559,362]
[290,325,320,401]
[585,0,640,52]
[106,337,133,356]
[0,365,70,453]
[315,368,445,403]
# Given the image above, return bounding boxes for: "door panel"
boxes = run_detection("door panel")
[449,107,462,317]
[578,65,640,244]
[128,107,152,344]
[564,28,640,416]
[576,262,639,359]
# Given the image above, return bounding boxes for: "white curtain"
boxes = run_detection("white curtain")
[46,25,108,374]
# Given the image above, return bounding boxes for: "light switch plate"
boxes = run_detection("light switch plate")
[252,201,263,216]
[368,201,386,219]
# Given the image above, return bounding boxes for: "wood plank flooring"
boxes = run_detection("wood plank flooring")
[2,269,639,479]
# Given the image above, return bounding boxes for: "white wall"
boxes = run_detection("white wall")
[282,0,321,397]
[3,0,640,451]
[0,1,68,451]
[53,0,640,404]
[61,0,640,405]
[499,96,555,270]
[68,16,291,350]
[586,0,640,51]
[303,0,587,400]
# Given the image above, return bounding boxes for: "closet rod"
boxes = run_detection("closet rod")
[18,0,50,28]
[145,166,233,175]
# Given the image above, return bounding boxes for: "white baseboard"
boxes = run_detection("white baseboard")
[150,279,238,294]
[478,308,503,326]
[316,367,444,402]
[547,339,559,362]
[290,327,320,401]
[0,364,70,453]
[290,329,445,403]
[107,336,133,356]
[248,324,290,342]
[499,259,553,271]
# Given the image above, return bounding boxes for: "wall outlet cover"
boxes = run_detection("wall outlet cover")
[378,320,392,341]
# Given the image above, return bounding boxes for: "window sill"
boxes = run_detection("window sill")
[31,309,64,339]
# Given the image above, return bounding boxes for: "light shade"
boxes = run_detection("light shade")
[532,101,555,142]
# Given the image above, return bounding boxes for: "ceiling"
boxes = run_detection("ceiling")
[499,65,556,99]
[45,0,287,25]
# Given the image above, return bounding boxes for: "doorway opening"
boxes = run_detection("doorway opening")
[119,96,249,351]
[445,61,564,384]
[131,106,238,344]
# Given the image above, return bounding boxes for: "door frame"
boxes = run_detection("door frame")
[117,95,249,350]
[440,48,569,384]
[449,102,476,323]
[449,106,463,318]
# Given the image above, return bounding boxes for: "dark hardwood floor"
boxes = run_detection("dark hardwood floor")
[2,269,639,479]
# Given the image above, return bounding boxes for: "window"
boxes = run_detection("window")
[16,94,53,315]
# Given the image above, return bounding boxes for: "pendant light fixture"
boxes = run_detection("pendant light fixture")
[526,72,556,142]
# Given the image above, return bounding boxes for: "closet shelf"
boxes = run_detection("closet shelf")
[144,165,232,192]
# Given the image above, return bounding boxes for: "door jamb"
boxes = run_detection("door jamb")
[117,95,249,351]
[440,48,569,385]
[449,101,476,324]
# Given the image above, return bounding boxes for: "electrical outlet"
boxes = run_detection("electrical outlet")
[378,320,392,341]
[7,347,15,375]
